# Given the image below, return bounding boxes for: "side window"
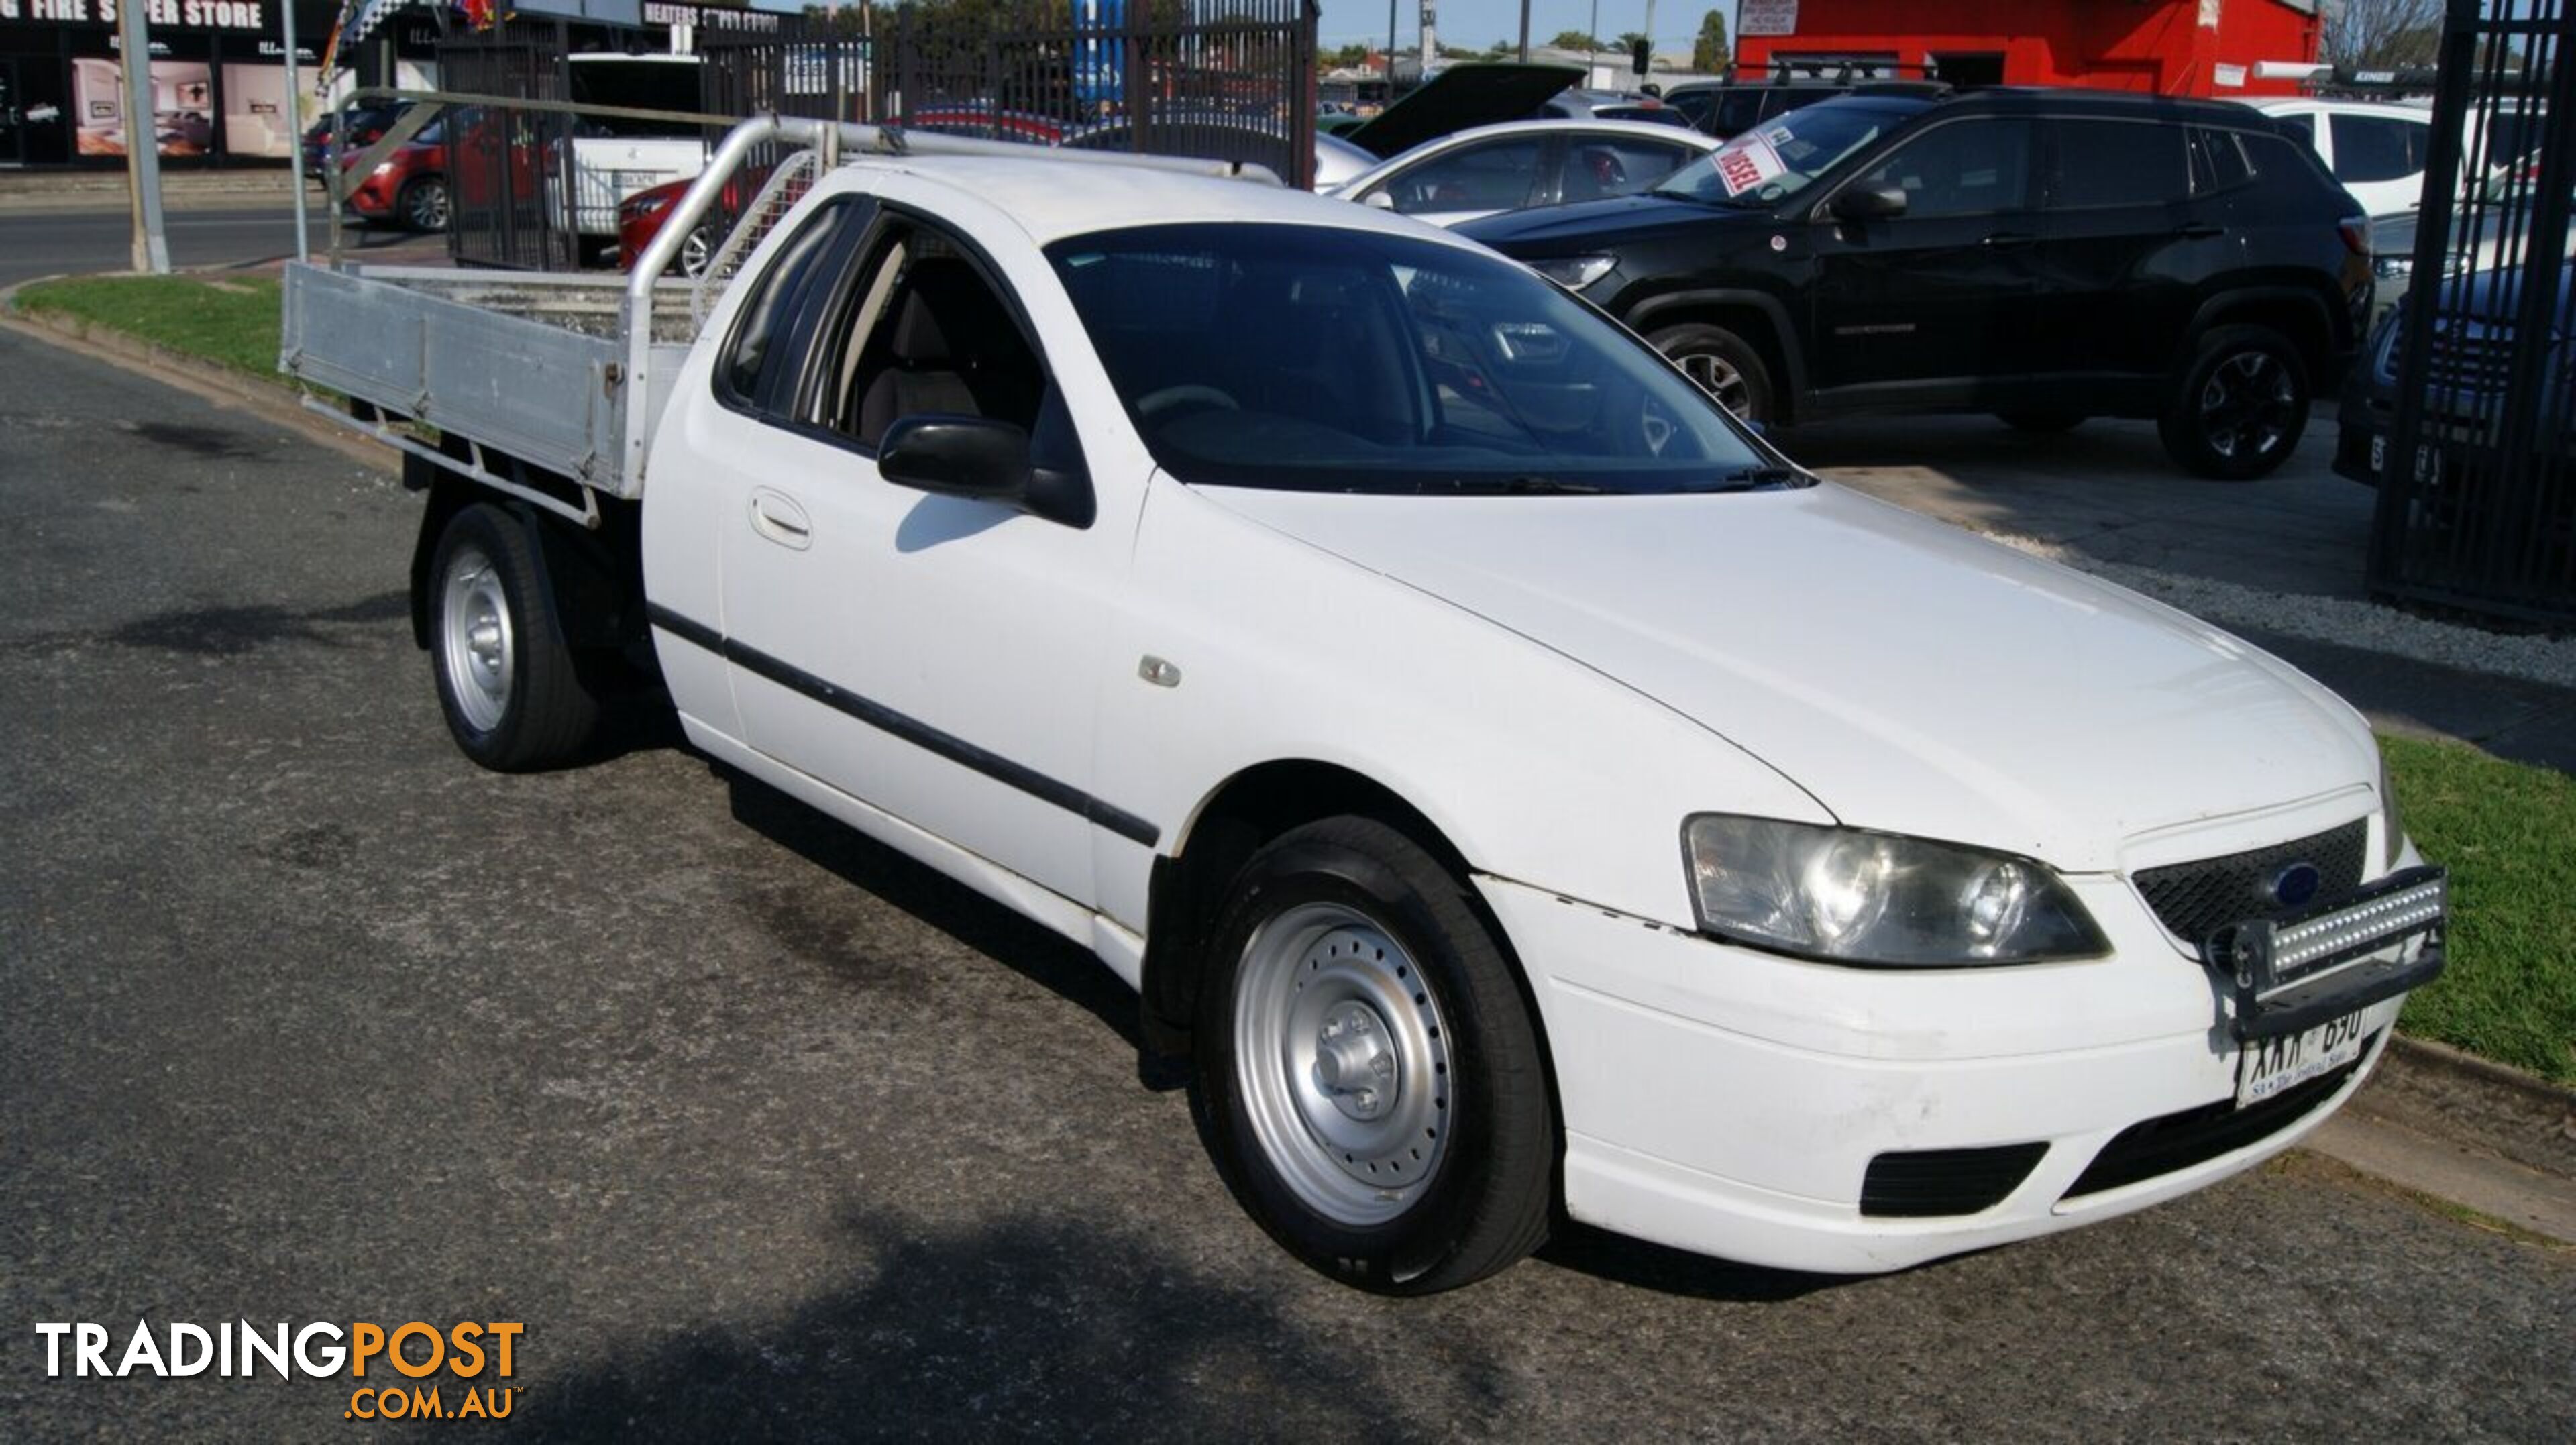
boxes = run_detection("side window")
[2331,114,2424,183]
[2045,119,2191,209]
[1560,138,1701,203]
[1380,136,1546,214]
[1849,118,2034,218]
[799,223,1046,451]
[718,196,861,409]
[2189,127,2254,193]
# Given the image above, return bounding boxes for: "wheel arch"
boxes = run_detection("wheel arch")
[1621,286,1809,414]
[2183,286,2337,381]
[407,462,643,659]
[1137,758,1557,1114]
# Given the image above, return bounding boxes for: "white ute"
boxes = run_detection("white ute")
[281,116,2449,1293]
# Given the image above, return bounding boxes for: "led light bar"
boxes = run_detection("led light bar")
[2203,867,2450,1040]
[2264,877,2447,980]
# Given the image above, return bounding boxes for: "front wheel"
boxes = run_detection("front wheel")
[2159,325,2310,480]
[1647,322,1774,423]
[399,176,449,233]
[1195,817,1556,1295]
[427,504,600,771]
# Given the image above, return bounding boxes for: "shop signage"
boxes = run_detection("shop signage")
[0,0,271,31]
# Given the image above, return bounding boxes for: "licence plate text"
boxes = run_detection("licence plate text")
[2237,1012,2367,1107]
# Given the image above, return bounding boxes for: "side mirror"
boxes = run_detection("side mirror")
[1829,183,1908,221]
[878,413,1093,527]
[1362,189,1396,211]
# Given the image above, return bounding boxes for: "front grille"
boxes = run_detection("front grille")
[2134,820,2369,950]
[1860,1143,2049,1218]
[2061,1038,2374,1199]
[2426,326,2514,392]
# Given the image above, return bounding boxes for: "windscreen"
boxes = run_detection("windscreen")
[1047,223,1786,495]
[1655,99,1909,206]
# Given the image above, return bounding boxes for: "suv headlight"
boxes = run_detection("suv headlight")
[1683,814,2108,966]
[1530,255,1615,291]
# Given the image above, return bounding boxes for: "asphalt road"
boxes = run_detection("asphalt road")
[0,203,429,288]
[2,327,2570,1442]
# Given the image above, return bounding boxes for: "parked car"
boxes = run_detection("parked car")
[302,101,412,178]
[1064,116,1381,191]
[1538,89,1695,127]
[288,115,2446,1294]
[2334,258,2576,490]
[1338,62,1590,161]
[339,116,448,232]
[1460,89,2375,478]
[1661,75,1945,138]
[2255,99,2434,217]
[555,54,712,250]
[1330,119,1719,227]
[2365,203,2576,329]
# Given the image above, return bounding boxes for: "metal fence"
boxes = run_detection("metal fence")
[871,0,1318,189]
[439,30,579,272]
[2369,0,2576,625]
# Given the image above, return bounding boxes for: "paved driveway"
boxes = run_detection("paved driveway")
[3,334,2570,1440]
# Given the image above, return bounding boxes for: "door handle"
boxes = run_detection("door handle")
[748,488,813,551]
[1982,231,2036,248]
[2175,222,2225,239]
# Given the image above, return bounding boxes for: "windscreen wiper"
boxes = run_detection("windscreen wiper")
[1673,465,1808,493]
[1430,476,1613,496]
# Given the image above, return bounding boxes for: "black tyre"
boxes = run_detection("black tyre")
[426,503,600,772]
[2158,324,2310,480]
[399,175,449,233]
[1647,322,1775,422]
[1996,409,2086,433]
[1195,816,1556,1295]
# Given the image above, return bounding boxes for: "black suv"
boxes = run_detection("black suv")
[1459,89,2375,478]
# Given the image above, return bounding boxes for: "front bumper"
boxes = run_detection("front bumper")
[1479,857,2433,1275]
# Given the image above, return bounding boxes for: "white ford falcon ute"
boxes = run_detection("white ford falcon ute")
[388,153,2449,1294]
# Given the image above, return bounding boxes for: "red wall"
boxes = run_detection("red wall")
[1735,0,2322,99]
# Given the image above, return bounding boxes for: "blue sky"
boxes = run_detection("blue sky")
[1317,0,1738,56]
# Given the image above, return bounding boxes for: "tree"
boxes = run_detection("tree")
[1548,30,1606,51]
[2321,0,2443,70]
[1692,8,1730,72]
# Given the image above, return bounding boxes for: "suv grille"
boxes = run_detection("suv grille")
[2426,324,2514,392]
[2134,820,2369,949]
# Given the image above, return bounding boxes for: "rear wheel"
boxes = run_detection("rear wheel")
[427,504,600,771]
[1647,322,1774,423]
[399,175,449,233]
[1195,817,1556,1295]
[2159,324,2310,480]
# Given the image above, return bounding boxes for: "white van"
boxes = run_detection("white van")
[2255,99,2435,215]
[558,54,710,244]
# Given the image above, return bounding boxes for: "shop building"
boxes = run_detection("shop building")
[1733,0,2322,99]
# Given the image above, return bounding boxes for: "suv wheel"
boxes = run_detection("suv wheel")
[1648,323,1774,422]
[400,176,449,233]
[2159,325,2309,480]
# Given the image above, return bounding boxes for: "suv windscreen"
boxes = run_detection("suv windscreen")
[1654,98,1919,207]
[1048,223,1784,495]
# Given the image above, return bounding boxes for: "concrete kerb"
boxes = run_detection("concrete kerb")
[3,266,2569,1244]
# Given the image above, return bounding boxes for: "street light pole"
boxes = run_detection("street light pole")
[1518,0,1529,62]
[284,0,309,262]
[118,0,171,274]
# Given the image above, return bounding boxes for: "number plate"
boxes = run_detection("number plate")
[2368,434,2442,484]
[2236,1012,2368,1108]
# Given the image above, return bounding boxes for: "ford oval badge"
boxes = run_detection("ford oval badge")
[2272,862,2322,909]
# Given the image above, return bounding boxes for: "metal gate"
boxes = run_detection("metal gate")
[2369,0,2576,625]
[439,32,576,272]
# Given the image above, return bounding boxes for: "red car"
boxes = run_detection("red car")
[340,117,449,232]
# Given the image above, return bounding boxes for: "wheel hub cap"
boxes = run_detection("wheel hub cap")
[1232,903,1454,1226]
[438,546,513,733]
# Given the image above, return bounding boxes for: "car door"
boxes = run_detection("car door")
[2027,117,2223,384]
[1362,132,1552,226]
[683,199,1136,907]
[1804,115,2043,398]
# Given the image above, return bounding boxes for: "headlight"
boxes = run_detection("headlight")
[2377,749,2406,869]
[371,161,396,177]
[1682,814,2108,966]
[2374,254,2412,280]
[1530,255,1615,291]
[630,194,672,219]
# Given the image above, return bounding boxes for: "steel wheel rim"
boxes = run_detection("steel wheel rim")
[411,180,449,231]
[1234,902,1454,1227]
[680,225,714,278]
[1676,350,1751,417]
[439,544,513,734]
[2198,351,2294,460]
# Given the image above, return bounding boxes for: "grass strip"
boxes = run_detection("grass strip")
[13,274,284,378]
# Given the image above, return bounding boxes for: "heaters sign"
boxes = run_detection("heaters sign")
[36,1320,526,1422]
